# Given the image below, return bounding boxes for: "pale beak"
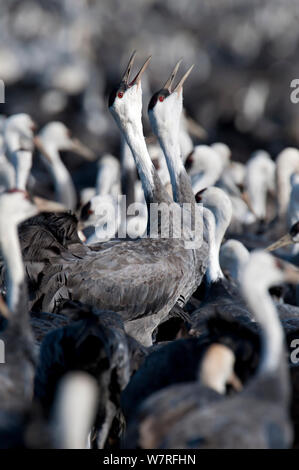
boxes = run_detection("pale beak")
[77,220,87,242]
[163,59,182,91]
[33,196,67,213]
[34,136,53,164]
[77,229,86,243]
[0,295,10,319]
[173,64,194,95]
[122,50,137,85]
[70,138,95,161]
[266,233,293,252]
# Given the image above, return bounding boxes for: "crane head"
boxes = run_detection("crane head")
[148,61,194,139]
[108,51,151,127]
[4,113,36,155]
[34,122,95,163]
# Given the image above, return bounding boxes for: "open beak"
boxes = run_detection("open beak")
[163,59,182,92]
[34,136,53,164]
[122,50,137,85]
[266,233,293,252]
[122,51,151,88]
[70,138,95,161]
[173,64,194,95]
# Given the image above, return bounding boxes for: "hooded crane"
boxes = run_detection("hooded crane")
[3,114,36,191]
[148,60,196,207]
[121,312,259,429]
[125,251,298,449]
[35,122,95,210]
[34,302,131,449]
[190,188,299,333]
[31,52,209,347]
[124,343,239,448]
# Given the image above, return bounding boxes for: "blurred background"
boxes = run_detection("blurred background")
[0,0,299,185]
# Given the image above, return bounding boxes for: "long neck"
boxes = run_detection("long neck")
[204,208,224,284]
[242,272,283,374]
[96,163,118,196]
[0,154,15,189]
[157,130,182,203]
[179,114,194,163]
[248,184,267,220]
[151,117,195,206]
[120,136,137,207]
[43,146,77,210]
[0,222,24,312]
[276,164,293,220]
[122,119,170,206]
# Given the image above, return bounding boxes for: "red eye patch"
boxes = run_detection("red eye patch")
[159,96,164,102]
[118,92,124,99]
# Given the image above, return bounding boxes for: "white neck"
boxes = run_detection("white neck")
[0,222,24,311]
[220,241,249,284]
[121,120,155,203]
[247,183,267,220]
[0,153,15,189]
[42,145,77,210]
[179,115,193,163]
[203,208,224,283]
[192,172,218,194]
[206,201,231,249]
[149,112,184,203]
[121,136,136,171]
[96,165,117,196]
[10,150,32,190]
[241,262,284,374]
[276,150,299,219]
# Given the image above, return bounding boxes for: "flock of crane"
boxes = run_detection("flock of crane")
[1,51,299,449]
